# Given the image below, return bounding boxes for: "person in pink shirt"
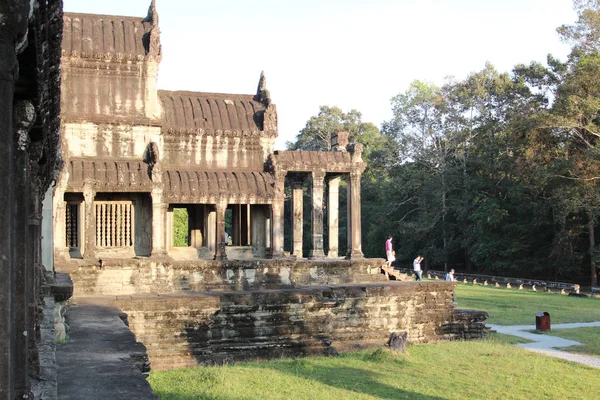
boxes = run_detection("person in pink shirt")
[385,236,394,267]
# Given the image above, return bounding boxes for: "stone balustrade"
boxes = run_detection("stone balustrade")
[397,269,581,294]
[56,259,388,297]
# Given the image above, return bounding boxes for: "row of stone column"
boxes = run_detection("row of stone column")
[291,170,363,259]
[56,170,362,260]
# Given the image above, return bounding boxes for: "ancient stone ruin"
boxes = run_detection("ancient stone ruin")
[54,3,366,262]
[1,1,487,398]
[51,0,486,370]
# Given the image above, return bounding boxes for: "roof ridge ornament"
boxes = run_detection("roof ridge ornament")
[254,70,271,106]
[143,0,162,60]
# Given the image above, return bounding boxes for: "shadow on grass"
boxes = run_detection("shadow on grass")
[265,361,445,400]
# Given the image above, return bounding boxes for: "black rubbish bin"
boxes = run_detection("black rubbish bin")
[536,312,551,331]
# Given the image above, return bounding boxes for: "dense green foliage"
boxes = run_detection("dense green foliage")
[149,340,600,400]
[173,208,188,247]
[288,1,600,285]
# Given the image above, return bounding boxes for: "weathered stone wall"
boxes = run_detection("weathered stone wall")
[56,259,388,296]
[161,133,274,171]
[0,0,63,398]
[114,282,481,370]
[61,123,162,160]
[60,60,161,123]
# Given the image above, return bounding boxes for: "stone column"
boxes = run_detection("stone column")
[82,183,96,260]
[270,200,285,258]
[232,204,241,246]
[0,42,17,398]
[189,205,204,247]
[166,206,174,250]
[309,170,326,259]
[327,176,341,258]
[13,102,32,399]
[52,169,70,261]
[150,192,167,256]
[41,187,54,271]
[291,179,303,258]
[214,200,228,260]
[346,170,364,259]
[241,204,250,246]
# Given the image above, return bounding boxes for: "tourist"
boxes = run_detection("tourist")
[413,256,423,281]
[385,236,393,267]
[445,269,457,304]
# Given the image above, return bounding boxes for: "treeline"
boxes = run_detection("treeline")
[287,1,600,286]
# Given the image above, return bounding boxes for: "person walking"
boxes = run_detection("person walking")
[413,256,423,281]
[445,268,457,304]
[385,236,393,267]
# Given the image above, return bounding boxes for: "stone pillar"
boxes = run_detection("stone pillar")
[241,204,250,246]
[270,200,285,258]
[309,171,326,259]
[189,205,204,247]
[232,204,241,246]
[13,103,31,399]
[291,179,303,258]
[346,170,364,259]
[150,193,167,256]
[82,183,96,259]
[327,176,341,258]
[41,187,54,271]
[166,206,174,249]
[52,169,70,261]
[0,42,16,398]
[214,201,228,260]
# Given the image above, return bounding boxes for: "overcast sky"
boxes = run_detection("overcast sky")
[63,0,577,149]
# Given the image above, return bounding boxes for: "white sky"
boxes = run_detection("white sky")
[63,0,576,149]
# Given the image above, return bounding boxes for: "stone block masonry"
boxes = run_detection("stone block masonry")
[114,282,487,370]
[56,258,389,296]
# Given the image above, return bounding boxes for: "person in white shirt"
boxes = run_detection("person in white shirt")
[445,269,457,304]
[413,256,423,281]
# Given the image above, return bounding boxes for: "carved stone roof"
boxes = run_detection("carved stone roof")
[163,170,275,203]
[62,12,152,60]
[66,159,153,192]
[273,150,366,173]
[158,90,268,135]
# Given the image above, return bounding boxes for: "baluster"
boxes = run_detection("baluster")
[125,203,130,246]
[95,204,100,247]
[119,203,124,247]
[66,205,71,247]
[102,203,107,247]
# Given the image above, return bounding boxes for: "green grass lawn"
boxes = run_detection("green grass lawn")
[149,285,600,399]
[149,340,600,400]
[535,327,600,358]
[453,283,600,325]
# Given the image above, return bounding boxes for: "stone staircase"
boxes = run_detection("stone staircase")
[381,265,409,281]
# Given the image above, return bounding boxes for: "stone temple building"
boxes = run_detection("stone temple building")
[54,1,367,263]
[1,1,486,397]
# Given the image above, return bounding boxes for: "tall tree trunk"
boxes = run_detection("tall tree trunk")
[442,169,448,273]
[588,210,598,287]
